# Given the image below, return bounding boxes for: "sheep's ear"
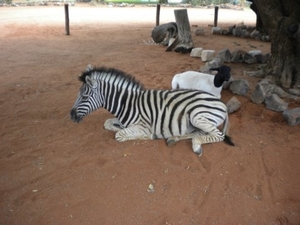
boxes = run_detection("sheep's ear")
[85,76,97,89]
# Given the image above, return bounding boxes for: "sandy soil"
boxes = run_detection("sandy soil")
[0,4,300,225]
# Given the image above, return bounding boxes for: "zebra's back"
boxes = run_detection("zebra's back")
[136,89,227,139]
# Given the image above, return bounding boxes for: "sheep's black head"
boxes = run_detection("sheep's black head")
[210,65,231,87]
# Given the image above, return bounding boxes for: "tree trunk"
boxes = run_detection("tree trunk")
[252,0,300,89]
[167,9,193,53]
[248,0,264,33]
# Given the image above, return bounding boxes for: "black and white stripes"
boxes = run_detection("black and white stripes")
[70,66,234,155]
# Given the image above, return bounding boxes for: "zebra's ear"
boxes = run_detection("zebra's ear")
[85,76,97,89]
[85,64,93,72]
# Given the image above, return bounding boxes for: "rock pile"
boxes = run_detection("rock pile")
[189,47,300,126]
[211,24,270,42]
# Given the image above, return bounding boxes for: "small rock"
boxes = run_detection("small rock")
[211,27,222,35]
[272,86,289,98]
[261,35,271,42]
[250,29,260,39]
[201,50,215,62]
[261,53,271,64]
[244,53,257,64]
[222,77,234,90]
[194,28,205,36]
[243,69,265,78]
[231,50,246,63]
[230,79,249,96]
[283,108,300,126]
[264,94,288,112]
[228,25,234,34]
[190,47,203,58]
[199,65,210,73]
[248,50,262,56]
[288,89,300,96]
[221,29,229,35]
[241,29,249,38]
[233,27,243,37]
[217,48,231,63]
[226,96,241,113]
[206,56,224,69]
[251,80,274,104]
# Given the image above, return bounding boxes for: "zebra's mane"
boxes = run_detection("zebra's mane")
[78,66,145,90]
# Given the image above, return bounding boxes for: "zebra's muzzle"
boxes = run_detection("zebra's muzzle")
[70,108,83,123]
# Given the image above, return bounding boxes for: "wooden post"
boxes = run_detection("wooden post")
[64,4,70,35]
[214,6,219,27]
[156,4,161,26]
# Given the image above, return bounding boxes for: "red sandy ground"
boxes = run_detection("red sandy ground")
[0,4,299,225]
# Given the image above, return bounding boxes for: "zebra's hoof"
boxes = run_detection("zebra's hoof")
[192,144,203,156]
[166,138,177,147]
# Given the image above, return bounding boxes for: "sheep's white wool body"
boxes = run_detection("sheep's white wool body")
[172,71,222,98]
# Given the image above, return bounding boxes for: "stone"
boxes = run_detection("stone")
[201,50,215,62]
[241,29,249,38]
[250,30,261,39]
[228,26,234,34]
[288,89,300,96]
[226,96,241,113]
[206,56,224,69]
[272,86,289,98]
[254,54,263,64]
[231,49,246,63]
[283,108,300,126]
[243,70,265,78]
[261,53,271,64]
[194,28,205,36]
[229,79,249,96]
[251,80,274,104]
[211,27,222,35]
[264,94,288,112]
[233,27,243,37]
[221,29,229,35]
[217,49,231,63]
[248,50,262,56]
[261,35,271,42]
[222,77,234,90]
[190,47,203,58]
[199,65,210,73]
[244,53,257,64]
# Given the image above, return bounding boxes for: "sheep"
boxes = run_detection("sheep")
[171,65,231,98]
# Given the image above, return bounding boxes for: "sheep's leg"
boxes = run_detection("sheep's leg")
[104,118,124,132]
[115,124,156,142]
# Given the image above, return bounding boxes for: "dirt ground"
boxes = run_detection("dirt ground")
[0,4,299,225]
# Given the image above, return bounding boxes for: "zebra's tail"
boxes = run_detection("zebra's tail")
[222,114,235,146]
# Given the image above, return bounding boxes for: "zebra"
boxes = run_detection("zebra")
[70,66,234,155]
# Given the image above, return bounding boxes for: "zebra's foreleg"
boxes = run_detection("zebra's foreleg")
[166,130,207,147]
[115,124,155,142]
[167,132,206,156]
[104,118,124,132]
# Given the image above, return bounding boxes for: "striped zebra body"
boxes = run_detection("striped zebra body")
[70,66,234,155]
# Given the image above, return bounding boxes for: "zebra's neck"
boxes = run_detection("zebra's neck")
[101,83,141,126]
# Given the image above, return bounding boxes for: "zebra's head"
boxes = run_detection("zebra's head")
[70,66,145,123]
[70,72,102,123]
